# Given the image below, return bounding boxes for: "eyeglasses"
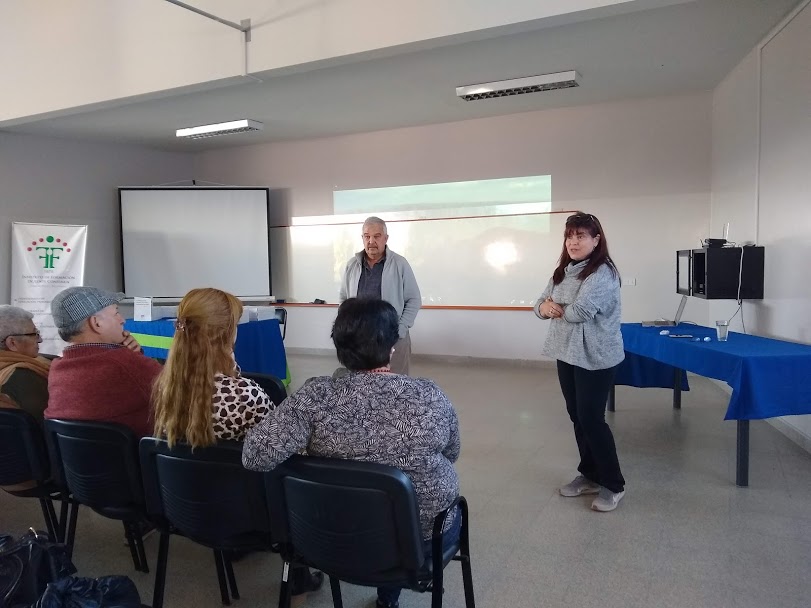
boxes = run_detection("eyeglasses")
[566,213,595,224]
[4,330,41,339]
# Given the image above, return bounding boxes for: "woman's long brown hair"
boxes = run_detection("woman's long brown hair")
[152,288,243,448]
[552,212,620,285]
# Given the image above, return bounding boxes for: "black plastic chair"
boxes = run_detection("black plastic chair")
[0,409,67,542]
[44,419,150,572]
[266,455,475,608]
[275,308,287,340]
[139,438,275,608]
[242,372,287,406]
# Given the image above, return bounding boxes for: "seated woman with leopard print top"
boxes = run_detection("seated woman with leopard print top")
[151,287,324,597]
[151,287,273,446]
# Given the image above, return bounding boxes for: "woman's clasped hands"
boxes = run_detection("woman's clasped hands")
[542,297,565,319]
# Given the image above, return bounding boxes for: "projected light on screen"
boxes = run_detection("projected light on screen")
[331,176,550,290]
[484,241,519,272]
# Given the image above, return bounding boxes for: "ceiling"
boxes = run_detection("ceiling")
[5,0,799,152]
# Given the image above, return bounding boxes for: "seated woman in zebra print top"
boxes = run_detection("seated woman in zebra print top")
[242,297,461,608]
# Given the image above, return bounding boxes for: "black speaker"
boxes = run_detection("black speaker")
[676,247,764,300]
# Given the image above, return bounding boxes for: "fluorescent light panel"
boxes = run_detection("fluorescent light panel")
[456,71,580,101]
[176,119,264,139]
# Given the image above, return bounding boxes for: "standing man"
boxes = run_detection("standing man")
[339,217,421,375]
[45,286,162,438]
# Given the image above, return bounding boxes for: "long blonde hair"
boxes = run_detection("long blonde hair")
[152,288,243,448]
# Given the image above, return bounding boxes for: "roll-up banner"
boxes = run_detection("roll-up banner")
[11,222,88,355]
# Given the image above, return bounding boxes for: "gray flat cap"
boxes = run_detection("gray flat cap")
[51,286,125,330]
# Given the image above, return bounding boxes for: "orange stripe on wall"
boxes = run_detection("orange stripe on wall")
[278,303,533,311]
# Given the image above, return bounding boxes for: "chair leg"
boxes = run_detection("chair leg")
[124,522,141,572]
[38,498,58,541]
[152,532,170,608]
[58,495,70,542]
[135,526,149,573]
[459,555,475,608]
[213,549,231,606]
[45,498,59,539]
[278,562,293,608]
[328,576,343,608]
[431,566,445,608]
[223,552,240,599]
[65,501,79,559]
[458,498,475,608]
[124,521,150,573]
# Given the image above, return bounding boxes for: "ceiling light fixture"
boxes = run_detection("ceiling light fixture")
[176,119,264,139]
[456,70,580,101]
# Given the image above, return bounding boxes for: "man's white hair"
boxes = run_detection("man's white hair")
[0,305,34,349]
[362,216,388,234]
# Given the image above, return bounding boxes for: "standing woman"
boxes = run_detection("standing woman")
[535,212,626,512]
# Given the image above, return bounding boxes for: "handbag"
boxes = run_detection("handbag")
[33,575,142,608]
[0,529,76,607]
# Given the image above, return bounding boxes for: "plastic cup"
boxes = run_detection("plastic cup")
[716,320,729,342]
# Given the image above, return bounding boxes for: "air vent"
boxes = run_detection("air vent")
[456,71,580,101]
[176,119,264,139]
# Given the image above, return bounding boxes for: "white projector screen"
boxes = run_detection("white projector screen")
[120,188,270,298]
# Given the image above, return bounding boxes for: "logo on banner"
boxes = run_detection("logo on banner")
[26,235,73,270]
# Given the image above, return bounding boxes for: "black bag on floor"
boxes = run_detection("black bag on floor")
[0,529,76,607]
[33,575,141,608]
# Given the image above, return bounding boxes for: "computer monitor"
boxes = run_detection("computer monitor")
[673,294,687,324]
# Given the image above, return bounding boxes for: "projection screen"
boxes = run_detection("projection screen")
[119,188,270,298]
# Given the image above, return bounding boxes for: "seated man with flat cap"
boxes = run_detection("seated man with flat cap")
[45,286,162,438]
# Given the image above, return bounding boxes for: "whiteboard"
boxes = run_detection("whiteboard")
[270,212,568,306]
[120,188,270,298]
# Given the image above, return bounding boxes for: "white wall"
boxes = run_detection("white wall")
[0,133,194,304]
[0,1,246,125]
[709,51,761,329]
[196,93,712,360]
[710,1,811,446]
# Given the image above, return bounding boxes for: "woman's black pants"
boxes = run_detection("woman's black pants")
[557,360,625,493]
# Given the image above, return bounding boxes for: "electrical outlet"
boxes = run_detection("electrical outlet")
[623,277,637,286]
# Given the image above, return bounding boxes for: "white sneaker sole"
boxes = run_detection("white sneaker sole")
[559,486,600,497]
[591,491,625,512]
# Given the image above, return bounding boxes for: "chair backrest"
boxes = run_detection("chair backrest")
[275,307,287,340]
[241,372,287,406]
[266,455,425,588]
[44,419,144,515]
[0,408,50,486]
[139,438,271,549]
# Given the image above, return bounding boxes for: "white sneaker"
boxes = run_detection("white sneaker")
[591,487,625,512]
[559,475,601,497]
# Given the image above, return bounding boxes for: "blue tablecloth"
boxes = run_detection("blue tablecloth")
[615,352,690,391]
[618,323,811,420]
[124,318,289,385]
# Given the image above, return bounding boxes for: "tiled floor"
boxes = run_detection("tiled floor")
[3,354,811,607]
